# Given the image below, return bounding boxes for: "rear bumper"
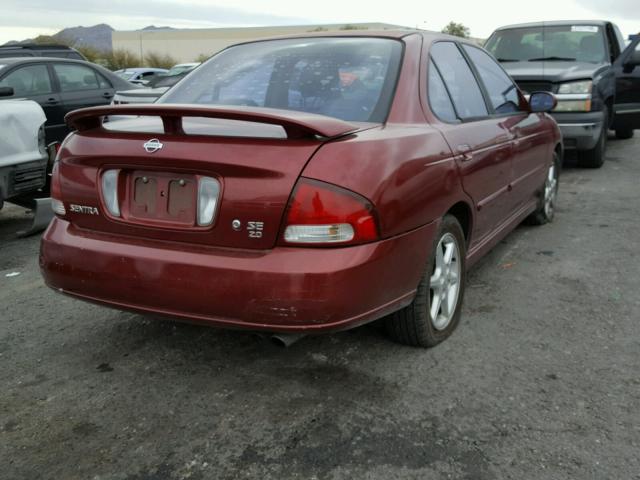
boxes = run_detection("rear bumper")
[40,218,437,333]
[551,111,605,151]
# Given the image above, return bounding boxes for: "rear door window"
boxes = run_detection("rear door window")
[427,60,457,122]
[97,74,112,89]
[0,64,52,96]
[53,63,102,91]
[463,45,522,114]
[430,42,488,120]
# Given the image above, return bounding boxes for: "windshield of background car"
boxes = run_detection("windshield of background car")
[154,73,185,88]
[485,25,607,63]
[159,37,403,122]
[117,71,136,80]
[167,65,194,75]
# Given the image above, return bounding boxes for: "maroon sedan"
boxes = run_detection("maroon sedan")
[40,31,561,347]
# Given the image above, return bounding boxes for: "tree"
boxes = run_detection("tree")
[442,21,470,38]
[102,49,141,70]
[144,51,178,69]
[339,24,368,31]
[75,45,102,63]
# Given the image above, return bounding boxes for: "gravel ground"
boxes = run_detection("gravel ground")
[1,135,639,480]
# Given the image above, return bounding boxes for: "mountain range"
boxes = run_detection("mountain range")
[3,24,175,51]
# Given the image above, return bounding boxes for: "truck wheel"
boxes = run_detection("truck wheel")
[527,153,560,225]
[615,129,634,140]
[385,215,466,348]
[577,108,607,168]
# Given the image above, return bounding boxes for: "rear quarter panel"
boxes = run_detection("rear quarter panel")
[302,125,463,238]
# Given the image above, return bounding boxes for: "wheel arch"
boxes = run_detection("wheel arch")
[554,142,564,164]
[604,96,615,127]
[445,201,473,247]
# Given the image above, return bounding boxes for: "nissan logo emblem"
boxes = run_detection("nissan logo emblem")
[143,138,163,153]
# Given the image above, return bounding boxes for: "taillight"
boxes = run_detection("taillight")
[281,178,379,246]
[50,162,65,216]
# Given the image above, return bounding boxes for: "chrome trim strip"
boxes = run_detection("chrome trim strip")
[615,109,640,115]
[555,93,591,101]
[556,123,599,128]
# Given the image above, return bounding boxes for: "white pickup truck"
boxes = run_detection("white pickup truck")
[0,87,52,234]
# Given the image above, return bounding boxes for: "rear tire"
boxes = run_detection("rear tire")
[615,128,634,140]
[527,153,560,225]
[385,215,466,348]
[577,107,607,168]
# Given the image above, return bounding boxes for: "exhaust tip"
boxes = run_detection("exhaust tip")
[270,333,305,348]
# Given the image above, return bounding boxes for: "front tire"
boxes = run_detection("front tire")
[615,128,634,140]
[385,215,466,348]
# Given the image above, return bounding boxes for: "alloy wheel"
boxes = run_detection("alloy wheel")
[544,164,558,218]
[429,233,461,330]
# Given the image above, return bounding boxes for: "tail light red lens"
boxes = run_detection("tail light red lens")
[281,178,379,246]
[50,162,65,216]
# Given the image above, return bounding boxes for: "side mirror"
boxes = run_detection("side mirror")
[623,50,640,73]
[529,91,557,113]
[0,86,14,97]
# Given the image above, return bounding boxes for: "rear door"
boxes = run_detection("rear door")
[52,62,115,114]
[0,62,65,144]
[461,44,549,214]
[613,37,640,133]
[429,41,513,244]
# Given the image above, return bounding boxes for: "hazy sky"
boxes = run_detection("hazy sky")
[1,0,639,44]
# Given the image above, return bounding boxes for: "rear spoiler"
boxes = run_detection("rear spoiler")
[65,104,360,140]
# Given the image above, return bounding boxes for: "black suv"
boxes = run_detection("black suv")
[486,21,640,167]
[0,57,137,144]
[0,44,86,61]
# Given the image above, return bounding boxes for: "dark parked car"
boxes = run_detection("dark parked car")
[0,57,139,144]
[0,44,86,60]
[41,31,561,347]
[486,21,640,168]
[612,36,640,139]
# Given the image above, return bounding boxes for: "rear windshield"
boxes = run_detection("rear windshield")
[485,25,607,63]
[159,37,403,122]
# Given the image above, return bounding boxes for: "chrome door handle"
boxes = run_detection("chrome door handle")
[456,144,473,162]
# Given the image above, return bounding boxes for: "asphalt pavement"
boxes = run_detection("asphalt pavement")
[1,135,639,480]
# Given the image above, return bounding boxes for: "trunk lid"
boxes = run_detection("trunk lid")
[58,104,364,249]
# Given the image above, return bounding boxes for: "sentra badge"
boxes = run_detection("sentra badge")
[70,204,99,215]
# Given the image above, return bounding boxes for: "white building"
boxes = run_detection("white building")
[112,23,408,63]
